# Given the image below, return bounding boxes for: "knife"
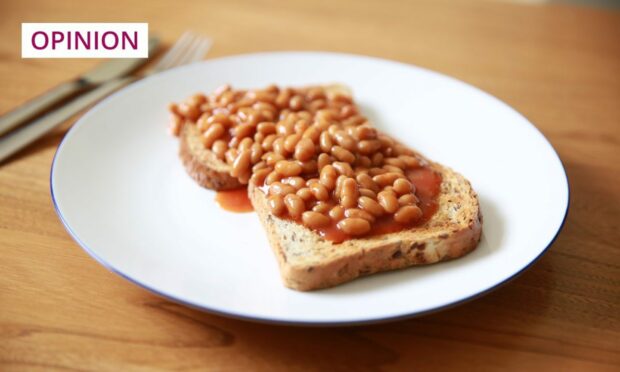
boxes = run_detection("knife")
[0,76,135,163]
[0,37,160,137]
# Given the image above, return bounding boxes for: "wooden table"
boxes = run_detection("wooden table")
[1,0,619,370]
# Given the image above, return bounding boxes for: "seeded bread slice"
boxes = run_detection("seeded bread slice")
[248,161,482,291]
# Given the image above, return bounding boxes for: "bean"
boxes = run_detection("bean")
[231,150,251,178]
[264,152,285,166]
[393,178,414,195]
[340,104,358,119]
[310,183,329,201]
[355,125,377,140]
[328,205,345,221]
[275,160,303,177]
[268,195,286,216]
[294,119,309,133]
[359,188,377,199]
[262,134,277,151]
[302,211,331,229]
[177,102,200,121]
[296,187,314,201]
[269,182,296,196]
[235,123,255,139]
[283,176,306,190]
[378,190,399,213]
[238,137,253,152]
[212,140,227,160]
[309,99,327,111]
[252,161,267,172]
[202,123,225,148]
[250,168,271,186]
[273,137,287,155]
[302,126,321,143]
[254,132,265,143]
[356,173,380,192]
[297,160,317,174]
[344,208,375,223]
[289,95,304,111]
[307,87,326,101]
[319,131,333,153]
[332,161,354,177]
[337,218,371,236]
[331,146,355,163]
[334,175,348,198]
[277,120,295,136]
[358,140,382,155]
[284,194,305,219]
[250,143,263,163]
[275,89,292,109]
[384,157,406,169]
[320,165,337,190]
[340,195,357,209]
[284,133,302,153]
[358,196,384,217]
[169,114,183,136]
[226,143,241,161]
[257,121,276,135]
[334,131,356,151]
[394,205,423,224]
[265,171,281,185]
[317,153,331,170]
[398,194,418,206]
[373,172,402,187]
[207,113,232,126]
[400,155,421,168]
[312,202,333,214]
[394,144,414,156]
[383,165,404,174]
[369,167,387,176]
[295,138,315,161]
[356,156,372,168]
[371,152,384,166]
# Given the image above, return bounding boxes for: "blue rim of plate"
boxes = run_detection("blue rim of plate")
[49,51,570,327]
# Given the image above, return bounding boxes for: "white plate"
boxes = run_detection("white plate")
[51,52,569,325]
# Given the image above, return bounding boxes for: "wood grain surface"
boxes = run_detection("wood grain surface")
[1,0,619,370]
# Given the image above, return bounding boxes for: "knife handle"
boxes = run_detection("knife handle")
[0,77,135,163]
[0,79,91,137]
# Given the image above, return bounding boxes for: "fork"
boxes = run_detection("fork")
[0,32,212,163]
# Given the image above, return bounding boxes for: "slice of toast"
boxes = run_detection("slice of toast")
[174,85,482,291]
[248,158,482,291]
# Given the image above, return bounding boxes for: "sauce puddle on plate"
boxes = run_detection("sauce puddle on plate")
[215,188,253,213]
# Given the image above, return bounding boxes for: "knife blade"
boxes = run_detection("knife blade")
[0,76,136,163]
[0,37,160,137]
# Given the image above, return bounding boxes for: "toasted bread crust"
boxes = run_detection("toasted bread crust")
[179,124,241,190]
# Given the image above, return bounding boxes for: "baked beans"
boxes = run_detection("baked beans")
[169,84,438,240]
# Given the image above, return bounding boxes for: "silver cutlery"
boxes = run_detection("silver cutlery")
[0,37,161,137]
[0,32,212,163]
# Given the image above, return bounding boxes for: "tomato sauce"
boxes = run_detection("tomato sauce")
[215,188,253,213]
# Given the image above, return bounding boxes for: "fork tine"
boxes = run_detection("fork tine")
[185,37,212,64]
[169,33,202,67]
[152,31,194,72]
[173,34,210,67]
